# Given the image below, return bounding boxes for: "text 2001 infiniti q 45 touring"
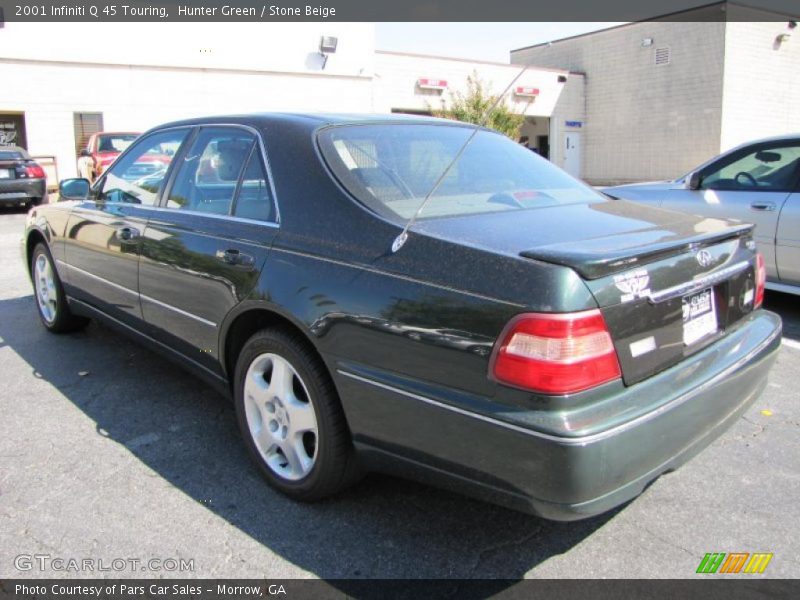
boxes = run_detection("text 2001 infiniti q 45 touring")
[23,114,781,520]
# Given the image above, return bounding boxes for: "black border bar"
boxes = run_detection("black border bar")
[2,579,800,600]
[0,0,798,23]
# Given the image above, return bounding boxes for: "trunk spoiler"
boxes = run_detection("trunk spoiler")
[519,223,753,280]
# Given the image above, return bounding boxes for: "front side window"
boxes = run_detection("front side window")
[95,129,188,205]
[317,123,602,222]
[166,128,255,215]
[701,142,800,192]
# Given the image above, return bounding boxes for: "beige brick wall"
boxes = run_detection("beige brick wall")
[512,22,727,185]
[721,22,800,152]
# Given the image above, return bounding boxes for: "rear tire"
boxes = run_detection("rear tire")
[234,327,360,501]
[31,243,90,333]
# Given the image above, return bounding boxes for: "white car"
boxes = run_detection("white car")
[604,134,800,295]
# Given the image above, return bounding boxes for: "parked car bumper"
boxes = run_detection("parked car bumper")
[0,178,47,206]
[336,310,782,520]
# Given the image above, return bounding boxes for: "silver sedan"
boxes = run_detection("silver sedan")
[604,134,800,295]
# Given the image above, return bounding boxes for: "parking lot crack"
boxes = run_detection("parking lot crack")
[466,525,544,577]
[640,525,695,557]
[740,416,766,438]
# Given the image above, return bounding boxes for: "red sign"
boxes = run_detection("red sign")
[417,78,448,90]
[515,86,540,97]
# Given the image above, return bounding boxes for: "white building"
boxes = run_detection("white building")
[511,7,800,185]
[0,22,583,185]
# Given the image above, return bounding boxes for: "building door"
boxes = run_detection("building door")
[536,135,550,160]
[564,133,581,177]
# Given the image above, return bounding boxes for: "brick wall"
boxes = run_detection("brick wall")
[512,22,727,185]
[721,21,800,151]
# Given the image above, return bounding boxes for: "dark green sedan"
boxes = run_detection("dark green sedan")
[22,114,781,520]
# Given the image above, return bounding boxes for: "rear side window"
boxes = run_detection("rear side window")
[233,150,274,222]
[317,123,602,223]
[166,127,254,215]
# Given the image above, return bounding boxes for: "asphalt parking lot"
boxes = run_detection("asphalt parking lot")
[1,205,798,581]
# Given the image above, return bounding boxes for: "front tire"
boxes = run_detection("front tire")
[31,243,89,333]
[234,328,359,501]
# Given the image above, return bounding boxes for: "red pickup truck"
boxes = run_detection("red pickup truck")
[86,132,140,179]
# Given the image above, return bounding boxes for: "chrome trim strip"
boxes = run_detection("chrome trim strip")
[139,293,217,328]
[647,260,750,304]
[60,261,216,328]
[337,322,780,447]
[145,205,279,229]
[60,261,138,297]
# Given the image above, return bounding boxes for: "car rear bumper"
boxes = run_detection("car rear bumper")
[0,178,46,205]
[335,310,782,520]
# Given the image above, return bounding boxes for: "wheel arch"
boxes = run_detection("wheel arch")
[220,303,327,389]
[25,228,49,279]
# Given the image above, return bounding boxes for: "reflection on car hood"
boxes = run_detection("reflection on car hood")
[603,180,674,196]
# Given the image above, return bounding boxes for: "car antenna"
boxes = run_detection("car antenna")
[391,64,529,254]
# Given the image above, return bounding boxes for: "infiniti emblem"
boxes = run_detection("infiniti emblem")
[696,250,713,268]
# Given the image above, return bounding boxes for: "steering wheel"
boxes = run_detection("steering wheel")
[735,171,757,187]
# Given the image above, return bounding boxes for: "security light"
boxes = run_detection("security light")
[318,36,338,69]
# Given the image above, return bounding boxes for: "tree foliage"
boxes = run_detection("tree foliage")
[431,72,525,140]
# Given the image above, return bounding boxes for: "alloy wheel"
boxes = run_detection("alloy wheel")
[243,353,318,481]
[34,253,58,324]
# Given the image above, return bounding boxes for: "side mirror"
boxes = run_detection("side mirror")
[59,178,90,201]
[686,171,702,190]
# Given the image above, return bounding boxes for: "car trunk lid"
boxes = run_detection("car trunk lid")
[416,199,760,386]
[513,203,759,385]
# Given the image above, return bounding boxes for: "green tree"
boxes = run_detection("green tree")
[431,72,525,139]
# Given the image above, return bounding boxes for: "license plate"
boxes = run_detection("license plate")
[682,288,717,346]
[0,169,12,179]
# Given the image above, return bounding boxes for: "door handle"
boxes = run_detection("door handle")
[215,248,255,267]
[750,202,776,212]
[116,226,140,241]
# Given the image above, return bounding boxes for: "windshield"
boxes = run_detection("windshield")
[318,123,603,222]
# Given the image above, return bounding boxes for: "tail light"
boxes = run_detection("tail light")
[490,310,621,394]
[25,164,46,179]
[755,252,766,308]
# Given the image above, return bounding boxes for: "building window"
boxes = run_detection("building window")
[0,112,27,149]
[73,112,104,155]
[654,47,671,66]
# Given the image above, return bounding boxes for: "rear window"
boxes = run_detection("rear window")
[97,134,138,153]
[317,123,601,222]
[0,150,25,160]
